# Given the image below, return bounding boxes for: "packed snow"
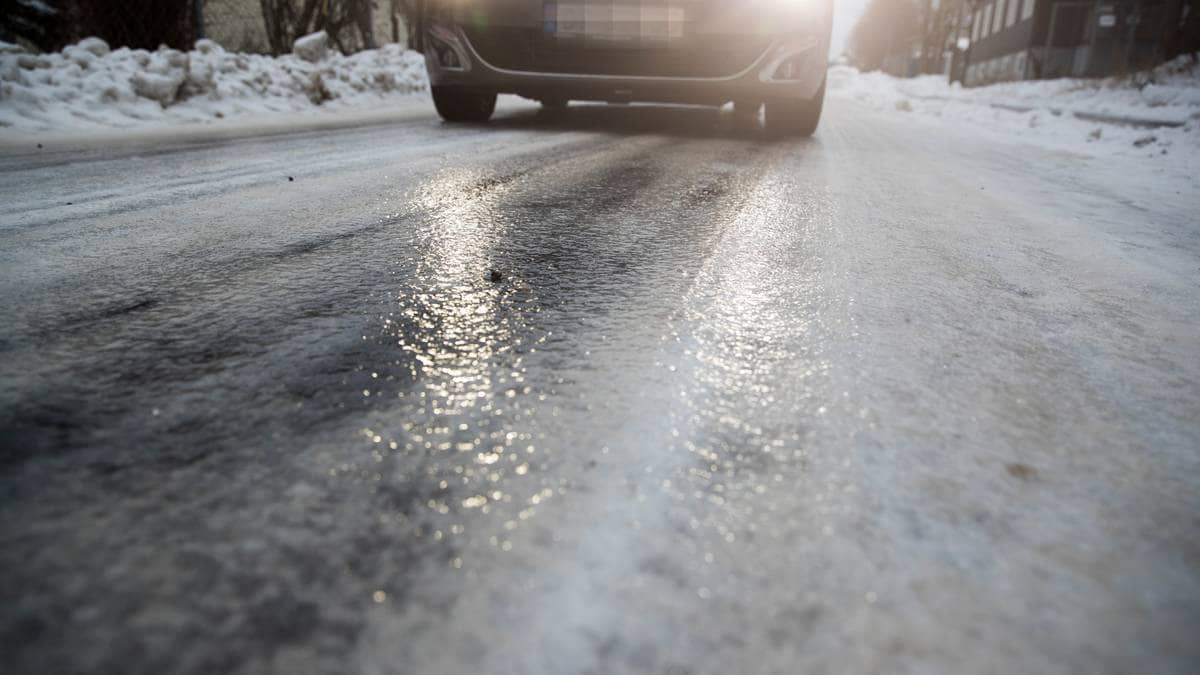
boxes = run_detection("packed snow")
[0,32,428,131]
[827,56,1200,170]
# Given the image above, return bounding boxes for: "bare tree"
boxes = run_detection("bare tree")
[917,0,965,73]
[0,0,66,51]
[849,0,972,75]
[259,0,378,55]
[847,0,921,72]
[68,0,197,50]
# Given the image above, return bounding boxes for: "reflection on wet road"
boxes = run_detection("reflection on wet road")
[1,100,1198,675]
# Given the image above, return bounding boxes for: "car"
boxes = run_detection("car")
[416,0,834,135]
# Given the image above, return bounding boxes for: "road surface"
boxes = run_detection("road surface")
[1,99,1198,675]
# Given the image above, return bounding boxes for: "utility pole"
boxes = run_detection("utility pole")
[953,0,969,82]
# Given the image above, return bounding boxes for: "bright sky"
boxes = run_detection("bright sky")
[831,0,870,55]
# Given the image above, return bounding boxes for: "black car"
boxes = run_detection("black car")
[417,0,833,135]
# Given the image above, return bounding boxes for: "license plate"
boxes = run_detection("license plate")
[543,2,686,42]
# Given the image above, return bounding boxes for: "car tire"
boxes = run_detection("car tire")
[764,78,825,137]
[431,86,496,123]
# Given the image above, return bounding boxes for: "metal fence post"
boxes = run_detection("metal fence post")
[193,0,206,41]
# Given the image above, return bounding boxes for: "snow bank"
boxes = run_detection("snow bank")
[828,56,1200,162]
[0,34,428,132]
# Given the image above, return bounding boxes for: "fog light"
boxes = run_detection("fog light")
[774,56,801,81]
[428,24,469,72]
[437,44,461,69]
[758,37,819,84]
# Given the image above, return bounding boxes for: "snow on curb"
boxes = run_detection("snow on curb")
[827,57,1200,163]
[0,33,429,132]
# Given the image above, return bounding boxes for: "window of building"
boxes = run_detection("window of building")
[1006,0,1019,26]
[972,8,983,41]
[1021,0,1035,21]
[993,0,1006,33]
[983,2,994,37]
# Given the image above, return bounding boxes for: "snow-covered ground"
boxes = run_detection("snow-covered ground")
[2,31,1198,177]
[827,57,1200,175]
[0,32,428,131]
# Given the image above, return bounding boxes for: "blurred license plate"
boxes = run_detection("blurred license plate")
[543,2,686,41]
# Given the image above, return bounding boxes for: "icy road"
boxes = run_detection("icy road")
[1,99,1198,675]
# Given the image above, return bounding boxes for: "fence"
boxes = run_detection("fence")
[201,0,411,54]
[0,0,414,55]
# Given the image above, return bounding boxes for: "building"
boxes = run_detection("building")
[963,0,1185,85]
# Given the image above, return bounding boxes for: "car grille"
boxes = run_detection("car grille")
[463,27,770,79]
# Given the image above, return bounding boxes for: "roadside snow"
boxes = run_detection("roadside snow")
[827,57,1200,171]
[0,34,428,132]
[4,30,1198,168]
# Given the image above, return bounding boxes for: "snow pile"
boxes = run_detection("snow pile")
[0,33,429,131]
[828,56,1200,159]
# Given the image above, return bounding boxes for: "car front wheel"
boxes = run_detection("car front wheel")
[431,86,496,123]
[764,78,825,137]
